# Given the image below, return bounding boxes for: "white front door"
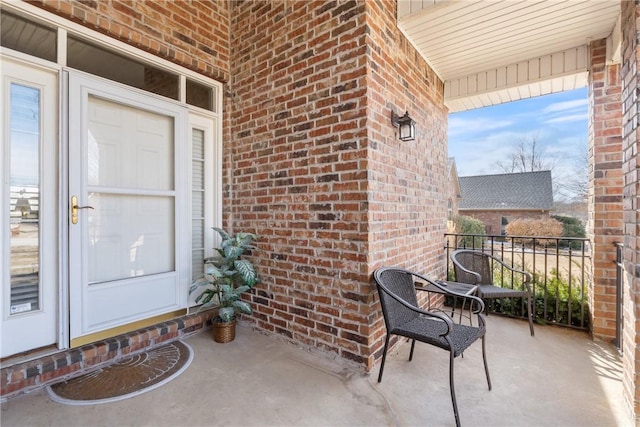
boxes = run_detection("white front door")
[68,72,188,340]
[1,58,58,357]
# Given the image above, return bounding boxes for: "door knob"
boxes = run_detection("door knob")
[71,195,94,224]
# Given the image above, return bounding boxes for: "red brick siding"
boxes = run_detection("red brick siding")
[587,39,623,343]
[228,0,447,370]
[32,0,230,82]
[227,0,372,366]
[460,210,550,236]
[12,0,448,377]
[365,0,448,366]
[620,0,640,421]
[1,310,216,400]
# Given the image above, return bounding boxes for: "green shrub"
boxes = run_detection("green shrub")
[487,267,589,328]
[552,215,586,249]
[531,269,588,328]
[451,215,486,249]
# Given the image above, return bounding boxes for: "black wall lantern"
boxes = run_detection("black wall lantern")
[390,110,416,141]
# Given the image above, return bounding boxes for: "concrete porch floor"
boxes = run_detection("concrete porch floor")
[0,316,629,427]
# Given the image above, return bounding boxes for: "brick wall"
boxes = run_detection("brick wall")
[587,39,623,343]
[34,0,230,82]
[227,0,447,369]
[25,0,448,373]
[620,0,640,421]
[227,0,371,366]
[460,210,549,236]
[364,0,448,364]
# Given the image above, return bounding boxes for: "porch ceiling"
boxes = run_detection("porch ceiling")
[397,0,621,112]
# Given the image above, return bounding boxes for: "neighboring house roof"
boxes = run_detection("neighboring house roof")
[459,170,554,210]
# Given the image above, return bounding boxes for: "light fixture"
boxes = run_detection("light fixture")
[391,110,416,141]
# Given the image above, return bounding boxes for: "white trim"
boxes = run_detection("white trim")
[0,48,59,72]
[179,75,187,104]
[1,0,223,349]
[68,71,189,337]
[187,113,221,307]
[1,58,59,356]
[606,15,621,66]
[189,113,222,257]
[1,1,224,92]
[57,27,67,66]
[59,71,69,350]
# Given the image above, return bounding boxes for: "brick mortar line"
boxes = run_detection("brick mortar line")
[0,310,216,401]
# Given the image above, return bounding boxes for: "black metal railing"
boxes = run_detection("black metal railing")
[614,242,624,352]
[444,233,591,330]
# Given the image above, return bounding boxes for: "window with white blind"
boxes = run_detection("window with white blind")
[189,114,219,287]
[192,128,206,280]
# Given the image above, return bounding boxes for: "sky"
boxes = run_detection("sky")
[448,88,588,200]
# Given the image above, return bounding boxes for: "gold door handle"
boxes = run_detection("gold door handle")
[71,195,94,224]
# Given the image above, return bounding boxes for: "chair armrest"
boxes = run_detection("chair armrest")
[488,254,531,279]
[377,282,455,336]
[485,253,533,290]
[412,273,486,315]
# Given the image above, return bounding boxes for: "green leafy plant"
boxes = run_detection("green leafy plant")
[485,265,589,328]
[531,269,589,328]
[189,227,260,322]
[551,215,587,249]
[451,215,486,249]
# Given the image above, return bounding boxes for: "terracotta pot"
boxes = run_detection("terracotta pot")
[212,319,236,343]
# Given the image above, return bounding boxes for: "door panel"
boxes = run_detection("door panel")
[1,58,58,357]
[68,72,187,339]
[87,194,175,282]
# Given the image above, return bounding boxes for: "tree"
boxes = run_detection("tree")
[505,217,564,246]
[495,135,555,173]
[494,135,588,202]
[554,148,588,202]
[451,215,486,249]
[551,215,586,249]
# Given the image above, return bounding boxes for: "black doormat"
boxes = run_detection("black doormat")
[47,340,192,405]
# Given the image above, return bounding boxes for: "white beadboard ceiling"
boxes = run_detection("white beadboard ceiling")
[397,0,621,112]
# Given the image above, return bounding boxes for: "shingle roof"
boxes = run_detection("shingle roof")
[458,170,553,210]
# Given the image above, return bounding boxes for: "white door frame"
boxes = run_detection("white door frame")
[67,70,189,340]
[1,56,59,357]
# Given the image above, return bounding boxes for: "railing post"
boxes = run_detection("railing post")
[614,242,624,352]
[445,232,591,331]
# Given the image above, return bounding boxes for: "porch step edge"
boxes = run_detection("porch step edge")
[0,309,216,402]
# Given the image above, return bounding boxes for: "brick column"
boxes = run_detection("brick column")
[587,39,623,342]
[620,0,640,422]
[228,0,448,370]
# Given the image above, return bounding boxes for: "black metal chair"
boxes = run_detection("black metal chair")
[451,249,535,336]
[373,267,491,427]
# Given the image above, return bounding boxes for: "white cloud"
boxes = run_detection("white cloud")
[544,113,588,124]
[448,117,512,138]
[450,130,530,176]
[542,99,587,114]
[448,89,588,183]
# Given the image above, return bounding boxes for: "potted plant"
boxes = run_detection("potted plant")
[190,227,260,343]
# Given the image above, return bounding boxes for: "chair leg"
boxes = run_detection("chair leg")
[482,334,492,390]
[449,349,461,427]
[377,334,391,383]
[527,295,535,336]
[451,296,457,318]
[409,339,416,361]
